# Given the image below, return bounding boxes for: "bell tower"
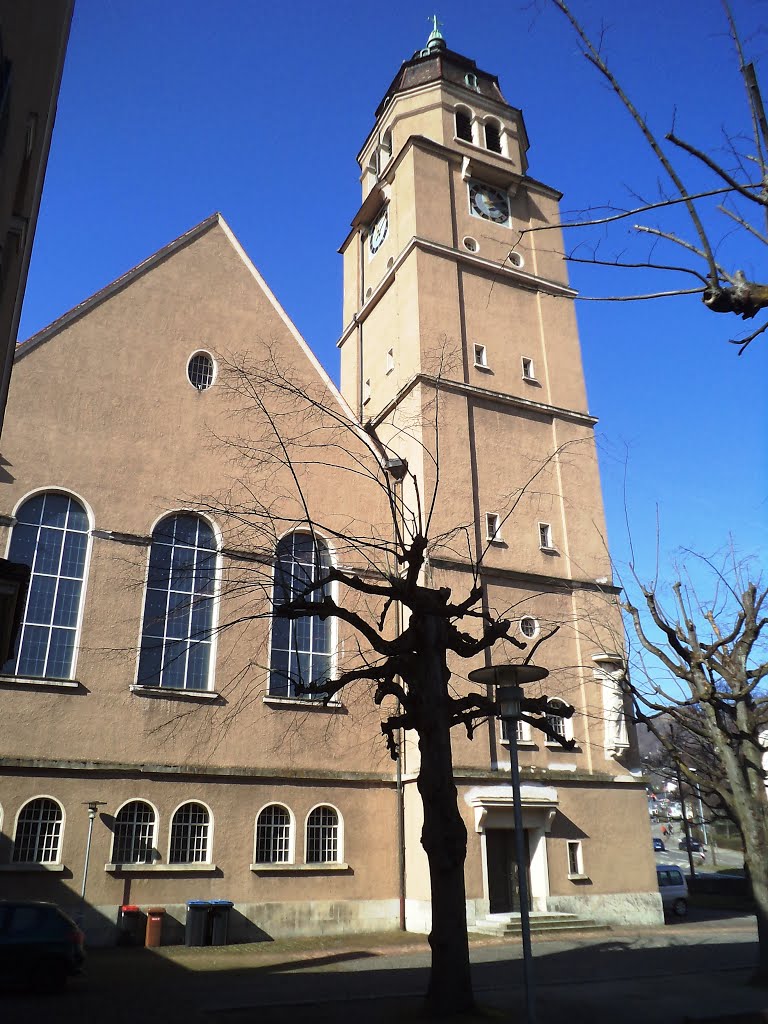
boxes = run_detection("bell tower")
[338,23,611,590]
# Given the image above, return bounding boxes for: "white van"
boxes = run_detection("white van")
[656,863,688,916]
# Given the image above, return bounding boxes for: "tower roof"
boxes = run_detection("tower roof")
[374,25,509,120]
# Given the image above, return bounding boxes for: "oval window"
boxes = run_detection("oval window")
[520,616,539,639]
[188,352,215,391]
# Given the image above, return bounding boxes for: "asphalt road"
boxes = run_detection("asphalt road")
[650,820,744,872]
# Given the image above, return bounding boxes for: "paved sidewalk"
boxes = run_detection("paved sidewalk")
[3,914,767,1023]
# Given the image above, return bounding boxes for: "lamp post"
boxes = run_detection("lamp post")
[689,768,709,846]
[469,662,549,1024]
[80,800,106,929]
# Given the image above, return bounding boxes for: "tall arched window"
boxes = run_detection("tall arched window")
[269,533,332,699]
[306,805,340,863]
[254,804,292,864]
[137,514,217,690]
[112,800,156,864]
[455,106,473,143]
[13,797,63,863]
[484,119,502,153]
[169,802,210,863]
[3,492,89,679]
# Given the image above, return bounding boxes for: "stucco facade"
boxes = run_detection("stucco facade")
[0,32,661,943]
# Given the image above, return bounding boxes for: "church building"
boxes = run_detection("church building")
[0,27,662,943]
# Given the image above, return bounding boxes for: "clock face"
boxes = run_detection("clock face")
[369,207,388,255]
[469,181,509,225]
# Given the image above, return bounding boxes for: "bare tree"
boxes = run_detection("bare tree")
[528,1,768,353]
[620,552,768,975]
[194,352,575,1016]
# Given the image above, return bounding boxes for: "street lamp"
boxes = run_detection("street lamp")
[469,662,549,1024]
[80,800,106,929]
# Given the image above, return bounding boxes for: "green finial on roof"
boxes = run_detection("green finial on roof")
[426,14,446,53]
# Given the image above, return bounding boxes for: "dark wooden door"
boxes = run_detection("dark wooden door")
[486,829,531,913]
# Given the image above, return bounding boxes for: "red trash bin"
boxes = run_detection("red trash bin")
[145,906,166,947]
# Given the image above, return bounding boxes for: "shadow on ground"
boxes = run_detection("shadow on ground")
[2,925,767,1024]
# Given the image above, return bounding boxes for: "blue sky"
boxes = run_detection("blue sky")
[20,0,768,600]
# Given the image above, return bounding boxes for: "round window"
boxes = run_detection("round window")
[463,236,479,253]
[188,352,215,391]
[509,250,524,269]
[520,616,538,639]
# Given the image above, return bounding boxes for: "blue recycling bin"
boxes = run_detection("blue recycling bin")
[185,900,211,946]
[209,900,234,946]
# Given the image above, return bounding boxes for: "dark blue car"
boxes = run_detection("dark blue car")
[0,901,85,991]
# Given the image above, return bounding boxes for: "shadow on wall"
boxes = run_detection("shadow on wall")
[548,810,588,841]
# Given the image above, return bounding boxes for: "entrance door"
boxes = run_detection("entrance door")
[486,829,531,913]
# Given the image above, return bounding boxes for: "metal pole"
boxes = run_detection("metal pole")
[509,716,536,1024]
[696,786,709,846]
[675,758,696,878]
[79,800,105,931]
[81,805,96,901]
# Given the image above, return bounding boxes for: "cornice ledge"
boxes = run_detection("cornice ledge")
[338,233,576,347]
[413,236,576,299]
[426,555,622,595]
[0,755,396,783]
[371,373,597,430]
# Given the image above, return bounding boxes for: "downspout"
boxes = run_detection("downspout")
[357,224,366,422]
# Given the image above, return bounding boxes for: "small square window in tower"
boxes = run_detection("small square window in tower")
[521,357,536,381]
[486,512,501,542]
[473,344,488,369]
[538,522,553,550]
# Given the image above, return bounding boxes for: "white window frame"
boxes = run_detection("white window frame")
[4,489,94,681]
[519,616,539,640]
[521,356,536,381]
[501,717,533,746]
[305,804,343,864]
[135,512,221,693]
[12,795,65,864]
[538,522,555,551]
[186,350,217,392]
[567,840,584,878]
[545,702,574,746]
[267,530,337,702]
[485,512,502,544]
[111,799,158,865]
[254,802,295,865]
[167,800,213,865]
[473,343,489,369]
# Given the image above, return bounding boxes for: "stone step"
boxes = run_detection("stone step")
[470,913,609,937]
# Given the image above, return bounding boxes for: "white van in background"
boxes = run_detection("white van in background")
[656,864,688,916]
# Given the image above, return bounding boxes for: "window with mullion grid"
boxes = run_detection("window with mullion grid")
[137,514,217,690]
[306,805,339,863]
[13,798,63,862]
[3,493,89,679]
[112,801,156,864]
[255,804,291,863]
[169,802,210,863]
[546,713,567,743]
[269,533,332,699]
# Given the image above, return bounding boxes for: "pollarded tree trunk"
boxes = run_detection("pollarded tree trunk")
[411,611,474,1015]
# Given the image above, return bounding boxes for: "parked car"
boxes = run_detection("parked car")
[0,901,85,991]
[678,837,707,863]
[653,837,666,852]
[678,837,704,853]
[656,864,688,917]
